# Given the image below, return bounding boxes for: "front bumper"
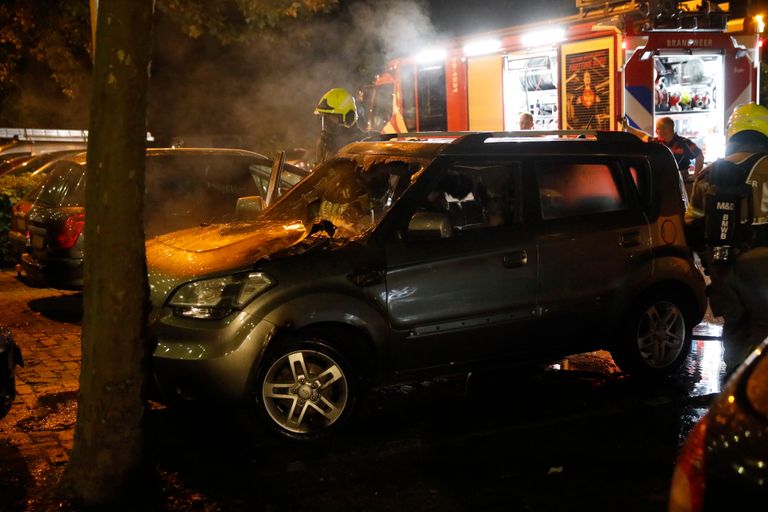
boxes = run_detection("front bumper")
[150,307,278,405]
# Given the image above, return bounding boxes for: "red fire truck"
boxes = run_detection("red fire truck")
[366,0,763,162]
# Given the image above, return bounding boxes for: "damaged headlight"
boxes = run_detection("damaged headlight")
[168,272,274,320]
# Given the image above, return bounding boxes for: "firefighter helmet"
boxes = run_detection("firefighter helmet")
[314,88,358,128]
[726,102,768,144]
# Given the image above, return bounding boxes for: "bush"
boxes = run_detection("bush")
[0,173,46,267]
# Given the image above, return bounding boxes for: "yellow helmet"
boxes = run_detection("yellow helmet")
[726,102,768,143]
[314,88,358,128]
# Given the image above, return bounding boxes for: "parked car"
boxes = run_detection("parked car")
[0,149,84,178]
[145,130,708,441]
[0,153,33,175]
[0,326,23,419]
[17,148,308,289]
[669,337,768,511]
[7,177,55,264]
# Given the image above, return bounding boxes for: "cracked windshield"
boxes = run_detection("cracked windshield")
[262,157,422,239]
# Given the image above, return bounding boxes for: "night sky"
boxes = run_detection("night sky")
[427,0,576,35]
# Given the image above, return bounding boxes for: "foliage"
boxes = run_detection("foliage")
[0,1,92,126]
[0,194,11,266]
[157,0,338,43]
[0,173,45,266]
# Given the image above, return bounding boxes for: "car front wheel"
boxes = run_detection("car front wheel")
[254,338,356,442]
[611,293,692,377]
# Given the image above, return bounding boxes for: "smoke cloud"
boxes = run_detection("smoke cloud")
[148,0,440,160]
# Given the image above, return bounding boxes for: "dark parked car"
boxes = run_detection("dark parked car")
[5,151,92,263]
[17,148,309,289]
[0,149,84,178]
[146,130,708,441]
[0,326,23,419]
[0,153,33,175]
[669,337,768,511]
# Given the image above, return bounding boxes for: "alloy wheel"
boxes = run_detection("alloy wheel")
[636,300,686,369]
[261,348,349,435]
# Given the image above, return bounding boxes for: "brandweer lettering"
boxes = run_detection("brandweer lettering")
[666,39,713,47]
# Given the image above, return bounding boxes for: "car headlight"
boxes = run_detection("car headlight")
[168,272,274,320]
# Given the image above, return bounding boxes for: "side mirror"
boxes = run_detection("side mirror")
[407,211,453,239]
[236,196,264,220]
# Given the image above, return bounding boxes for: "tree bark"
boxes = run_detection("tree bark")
[62,0,155,506]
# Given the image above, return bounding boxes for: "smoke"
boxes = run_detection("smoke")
[347,0,438,61]
[148,0,439,160]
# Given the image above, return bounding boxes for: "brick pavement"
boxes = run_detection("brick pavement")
[0,268,82,509]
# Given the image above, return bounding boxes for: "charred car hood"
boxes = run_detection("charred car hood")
[146,219,308,306]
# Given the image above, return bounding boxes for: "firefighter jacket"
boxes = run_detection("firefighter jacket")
[686,151,768,249]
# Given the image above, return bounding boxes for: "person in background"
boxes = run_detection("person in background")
[519,112,534,130]
[685,102,768,375]
[625,116,704,178]
[314,87,366,165]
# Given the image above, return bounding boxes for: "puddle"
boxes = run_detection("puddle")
[15,390,78,432]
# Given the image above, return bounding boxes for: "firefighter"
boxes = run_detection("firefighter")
[314,87,366,165]
[624,117,704,177]
[685,102,768,375]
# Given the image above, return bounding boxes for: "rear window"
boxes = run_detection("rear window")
[536,161,626,220]
[34,161,85,207]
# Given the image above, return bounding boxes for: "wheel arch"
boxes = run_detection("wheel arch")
[256,293,389,386]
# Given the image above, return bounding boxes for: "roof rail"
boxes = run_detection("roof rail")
[452,130,643,144]
[377,130,642,145]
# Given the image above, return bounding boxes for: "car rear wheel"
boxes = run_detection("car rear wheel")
[254,338,356,442]
[611,293,692,377]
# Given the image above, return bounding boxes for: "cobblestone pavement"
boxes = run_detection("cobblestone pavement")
[0,268,82,509]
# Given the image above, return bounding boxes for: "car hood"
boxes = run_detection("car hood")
[146,219,308,306]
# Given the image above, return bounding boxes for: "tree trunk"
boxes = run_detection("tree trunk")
[62,0,155,505]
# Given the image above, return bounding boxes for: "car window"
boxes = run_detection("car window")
[622,158,652,207]
[34,161,85,207]
[418,161,521,230]
[262,156,421,238]
[536,160,626,220]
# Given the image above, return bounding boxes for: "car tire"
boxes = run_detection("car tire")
[610,292,693,377]
[253,337,357,442]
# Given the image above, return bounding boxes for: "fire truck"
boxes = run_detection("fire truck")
[366,0,764,162]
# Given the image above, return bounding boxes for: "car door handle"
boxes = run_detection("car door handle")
[620,230,641,248]
[502,250,528,268]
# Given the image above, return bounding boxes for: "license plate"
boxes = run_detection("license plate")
[31,234,44,249]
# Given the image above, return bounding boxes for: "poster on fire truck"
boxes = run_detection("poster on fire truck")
[561,37,615,131]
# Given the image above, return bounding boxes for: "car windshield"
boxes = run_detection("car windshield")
[260,156,424,238]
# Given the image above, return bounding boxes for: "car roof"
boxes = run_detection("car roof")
[339,131,670,161]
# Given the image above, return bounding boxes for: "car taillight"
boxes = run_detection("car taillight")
[669,415,708,512]
[56,213,85,249]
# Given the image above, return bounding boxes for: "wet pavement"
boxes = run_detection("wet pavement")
[0,267,727,511]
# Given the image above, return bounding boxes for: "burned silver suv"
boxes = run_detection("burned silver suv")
[146,131,707,441]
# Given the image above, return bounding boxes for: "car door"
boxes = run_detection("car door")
[533,156,652,346]
[383,158,539,372]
